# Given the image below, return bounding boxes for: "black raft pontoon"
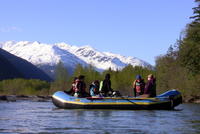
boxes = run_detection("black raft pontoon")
[52,90,182,110]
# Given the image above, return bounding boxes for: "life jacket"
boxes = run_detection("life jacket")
[135,80,145,93]
[135,81,142,93]
[99,81,103,92]
[90,83,99,96]
[71,82,77,92]
[74,79,80,93]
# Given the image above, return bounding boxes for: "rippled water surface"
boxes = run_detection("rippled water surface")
[0,101,200,134]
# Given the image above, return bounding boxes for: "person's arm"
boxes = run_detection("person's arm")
[90,86,94,96]
[141,81,145,94]
[144,82,149,94]
[109,80,113,91]
[133,80,136,88]
[76,82,81,93]
[144,81,152,94]
[103,80,108,92]
[133,80,136,97]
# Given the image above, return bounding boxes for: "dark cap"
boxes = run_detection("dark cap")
[94,80,99,84]
[74,77,78,81]
[136,75,141,80]
[78,75,85,80]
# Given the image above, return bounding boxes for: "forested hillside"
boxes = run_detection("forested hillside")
[0,48,52,81]
[155,0,200,100]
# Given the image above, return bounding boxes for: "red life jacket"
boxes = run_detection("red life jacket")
[135,81,142,93]
[74,79,80,93]
[75,79,86,93]
[135,79,145,93]
[71,82,76,92]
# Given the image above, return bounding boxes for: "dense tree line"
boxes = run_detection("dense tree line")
[156,0,200,99]
[0,64,154,96]
[0,78,50,95]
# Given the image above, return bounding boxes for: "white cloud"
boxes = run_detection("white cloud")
[0,26,22,33]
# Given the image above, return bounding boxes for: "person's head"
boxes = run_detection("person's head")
[147,74,153,81]
[73,77,78,81]
[94,80,99,86]
[78,75,85,81]
[105,73,110,80]
[136,75,142,81]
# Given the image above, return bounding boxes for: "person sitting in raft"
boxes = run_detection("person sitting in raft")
[89,80,100,97]
[100,73,114,97]
[143,74,156,97]
[64,77,78,95]
[133,75,145,97]
[74,75,90,97]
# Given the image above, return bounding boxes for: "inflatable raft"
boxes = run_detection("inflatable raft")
[52,90,182,110]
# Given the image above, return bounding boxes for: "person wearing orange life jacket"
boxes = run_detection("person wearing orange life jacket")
[133,75,145,97]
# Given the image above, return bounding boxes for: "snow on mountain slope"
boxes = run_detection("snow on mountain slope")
[0,41,152,73]
[56,43,125,70]
[103,52,151,68]
[0,41,87,68]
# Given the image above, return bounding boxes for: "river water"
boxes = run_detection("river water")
[0,101,200,134]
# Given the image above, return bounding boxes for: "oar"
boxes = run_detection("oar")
[119,95,137,104]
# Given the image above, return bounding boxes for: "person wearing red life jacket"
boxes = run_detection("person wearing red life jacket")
[74,75,89,97]
[64,77,78,95]
[133,75,145,97]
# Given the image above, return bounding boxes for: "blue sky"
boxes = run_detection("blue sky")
[0,0,195,65]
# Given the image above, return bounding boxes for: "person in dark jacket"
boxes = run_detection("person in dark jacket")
[101,73,113,96]
[133,75,145,97]
[144,74,156,97]
[75,75,89,97]
[65,77,78,95]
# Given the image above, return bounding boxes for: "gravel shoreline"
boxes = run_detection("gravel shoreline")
[0,95,52,102]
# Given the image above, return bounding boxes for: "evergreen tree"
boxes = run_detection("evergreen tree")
[50,61,69,93]
[73,64,85,77]
[190,0,200,24]
[155,1,200,98]
[179,0,200,75]
[55,61,69,82]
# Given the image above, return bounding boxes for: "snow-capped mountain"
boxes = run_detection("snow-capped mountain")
[0,41,152,77]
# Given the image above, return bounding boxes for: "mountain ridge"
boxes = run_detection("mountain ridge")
[0,41,153,78]
[0,48,52,81]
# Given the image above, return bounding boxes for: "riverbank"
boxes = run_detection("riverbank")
[183,96,200,104]
[0,95,52,102]
[1,95,200,103]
